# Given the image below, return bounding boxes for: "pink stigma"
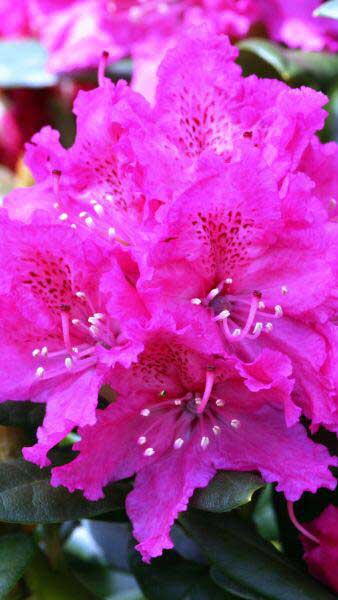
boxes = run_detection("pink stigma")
[197,370,215,414]
[98,50,109,87]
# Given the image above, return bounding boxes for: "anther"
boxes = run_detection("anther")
[265,322,273,332]
[233,328,241,337]
[281,285,288,295]
[41,346,48,357]
[258,301,265,310]
[214,309,230,321]
[174,438,184,449]
[138,436,147,445]
[35,366,45,378]
[65,357,73,369]
[274,305,283,317]
[108,227,116,238]
[200,436,210,449]
[230,419,240,429]
[215,399,224,407]
[191,297,202,305]
[93,204,104,216]
[93,313,105,320]
[140,409,150,416]
[75,291,86,298]
[144,447,155,457]
[79,211,88,218]
[85,216,94,228]
[174,399,182,405]
[72,318,80,325]
[32,349,40,357]
[194,397,201,406]
[253,322,263,334]
[59,213,68,221]
[212,425,221,435]
[159,390,167,398]
[225,278,233,284]
[207,288,219,301]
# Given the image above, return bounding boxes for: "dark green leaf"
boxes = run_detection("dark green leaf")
[180,511,337,600]
[0,459,129,523]
[25,551,95,600]
[0,401,45,429]
[252,486,279,542]
[129,550,230,600]
[0,533,35,598]
[192,472,264,513]
[0,40,57,88]
[238,38,338,84]
[313,0,338,19]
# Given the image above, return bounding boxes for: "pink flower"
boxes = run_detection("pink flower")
[259,0,338,52]
[51,322,337,562]
[0,0,30,37]
[301,505,338,593]
[0,211,147,466]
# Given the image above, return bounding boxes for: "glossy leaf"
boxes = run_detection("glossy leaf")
[129,550,231,600]
[180,511,337,599]
[0,40,57,88]
[192,471,264,513]
[313,0,338,19]
[0,533,35,597]
[0,458,129,523]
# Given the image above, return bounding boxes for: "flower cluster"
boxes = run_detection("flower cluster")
[1,29,338,562]
[1,1,338,102]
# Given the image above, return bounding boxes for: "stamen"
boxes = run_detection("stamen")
[230,419,240,429]
[287,501,319,544]
[258,301,265,310]
[174,438,184,449]
[59,213,68,221]
[85,216,94,228]
[41,346,48,357]
[200,436,210,449]
[207,288,219,301]
[214,309,230,322]
[212,425,221,435]
[108,227,116,238]
[140,409,150,416]
[35,366,45,378]
[65,357,73,369]
[138,436,147,445]
[191,297,202,305]
[144,447,155,457]
[281,285,288,295]
[174,399,182,406]
[75,291,86,298]
[32,349,40,357]
[93,204,104,216]
[215,399,224,407]
[265,322,273,332]
[225,278,233,284]
[274,305,283,317]
[232,328,241,336]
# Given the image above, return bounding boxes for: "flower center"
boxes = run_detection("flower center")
[191,277,287,342]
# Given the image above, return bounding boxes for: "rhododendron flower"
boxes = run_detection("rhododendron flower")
[51,324,337,561]
[260,0,338,52]
[0,212,148,466]
[301,505,338,592]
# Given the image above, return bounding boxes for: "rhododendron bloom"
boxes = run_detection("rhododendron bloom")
[52,325,337,561]
[301,505,338,592]
[0,213,147,466]
[260,0,338,51]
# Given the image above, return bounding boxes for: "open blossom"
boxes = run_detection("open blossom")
[0,211,148,466]
[301,505,338,592]
[260,0,338,52]
[51,321,337,562]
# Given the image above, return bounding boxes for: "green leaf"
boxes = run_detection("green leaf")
[0,533,35,597]
[0,40,57,88]
[252,486,279,542]
[25,551,95,600]
[313,0,338,19]
[0,401,45,429]
[192,472,264,513]
[237,38,338,84]
[0,458,129,523]
[180,511,337,600]
[129,550,230,600]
